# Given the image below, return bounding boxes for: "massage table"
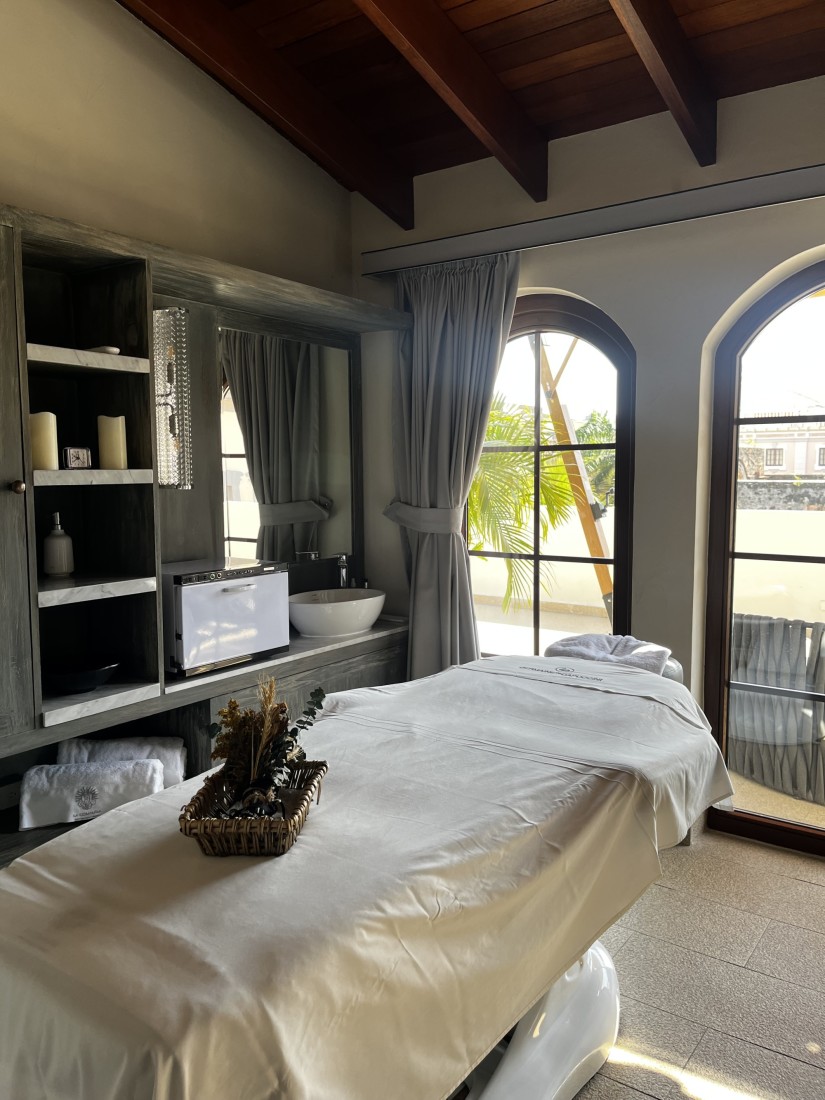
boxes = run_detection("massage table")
[0,655,731,1100]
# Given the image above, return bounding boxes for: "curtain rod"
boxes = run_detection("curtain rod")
[361,163,825,276]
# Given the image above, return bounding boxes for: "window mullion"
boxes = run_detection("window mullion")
[533,333,541,657]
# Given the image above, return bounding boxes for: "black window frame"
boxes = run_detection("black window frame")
[704,260,825,857]
[467,293,636,655]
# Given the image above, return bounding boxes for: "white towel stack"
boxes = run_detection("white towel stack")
[57,736,187,788]
[18,736,187,831]
[543,633,672,675]
[19,760,164,830]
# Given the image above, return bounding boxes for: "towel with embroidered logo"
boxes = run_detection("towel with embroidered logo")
[19,759,164,829]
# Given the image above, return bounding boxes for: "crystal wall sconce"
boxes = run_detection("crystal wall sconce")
[153,307,193,490]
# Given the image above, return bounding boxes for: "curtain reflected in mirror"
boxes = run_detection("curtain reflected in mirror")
[218,329,351,563]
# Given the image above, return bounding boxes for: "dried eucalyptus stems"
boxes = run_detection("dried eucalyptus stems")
[211,678,325,820]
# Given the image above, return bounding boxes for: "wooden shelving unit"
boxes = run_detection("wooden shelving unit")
[0,199,410,780]
[20,252,162,724]
[0,808,80,870]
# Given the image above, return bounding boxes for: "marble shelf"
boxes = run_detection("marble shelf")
[42,681,161,728]
[26,343,150,374]
[38,575,157,608]
[33,469,154,486]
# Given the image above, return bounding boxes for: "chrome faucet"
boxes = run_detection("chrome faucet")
[337,554,348,588]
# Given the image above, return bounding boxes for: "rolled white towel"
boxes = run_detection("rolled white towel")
[57,735,186,788]
[19,759,164,830]
[543,633,672,675]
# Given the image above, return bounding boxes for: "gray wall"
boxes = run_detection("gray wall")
[0,0,352,294]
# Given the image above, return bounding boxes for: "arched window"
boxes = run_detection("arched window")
[705,263,825,853]
[468,294,635,656]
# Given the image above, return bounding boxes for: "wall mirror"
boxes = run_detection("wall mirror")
[218,326,360,569]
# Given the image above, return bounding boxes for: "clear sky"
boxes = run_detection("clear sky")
[495,331,617,425]
[740,291,825,418]
[494,289,825,425]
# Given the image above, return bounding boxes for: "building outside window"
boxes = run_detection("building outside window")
[468,295,634,657]
[220,384,259,558]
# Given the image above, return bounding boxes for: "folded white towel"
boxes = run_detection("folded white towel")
[19,760,164,830]
[57,736,186,788]
[543,633,672,676]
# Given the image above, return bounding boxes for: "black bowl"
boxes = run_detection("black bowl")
[42,662,120,696]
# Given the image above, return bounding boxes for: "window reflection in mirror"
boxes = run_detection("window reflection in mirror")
[219,337,352,563]
[221,387,259,558]
[318,345,352,558]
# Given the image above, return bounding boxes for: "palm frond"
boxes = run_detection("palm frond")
[575,411,616,505]
[470,397,612,615]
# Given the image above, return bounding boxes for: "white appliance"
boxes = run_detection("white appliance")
[162,559,289,677]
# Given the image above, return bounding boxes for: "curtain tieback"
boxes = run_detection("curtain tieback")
[383,500,462,534]
[259,499,330,525]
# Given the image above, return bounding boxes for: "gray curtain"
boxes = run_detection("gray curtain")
[220,330,327,561]
[385,253,520,679]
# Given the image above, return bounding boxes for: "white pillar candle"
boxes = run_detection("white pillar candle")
[30,411,59,470]
[98,415,127,470]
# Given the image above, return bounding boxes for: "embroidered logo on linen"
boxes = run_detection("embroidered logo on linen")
[74,785,98,811]
[520,662,604,683]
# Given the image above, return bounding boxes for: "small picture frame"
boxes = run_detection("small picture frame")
[62,446,92,469]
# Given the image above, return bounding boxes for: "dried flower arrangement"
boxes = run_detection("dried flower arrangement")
[209,678,325,820]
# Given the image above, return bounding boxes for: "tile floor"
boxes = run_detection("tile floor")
[572,820,825,1100]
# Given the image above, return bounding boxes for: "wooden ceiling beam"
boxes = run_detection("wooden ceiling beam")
[608,0,717,165]
[350,0,548,202]
[115,0,414,229]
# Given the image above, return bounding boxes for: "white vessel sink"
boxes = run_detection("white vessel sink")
[288,589,386,638]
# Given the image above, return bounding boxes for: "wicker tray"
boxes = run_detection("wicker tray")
[179,760,328,857]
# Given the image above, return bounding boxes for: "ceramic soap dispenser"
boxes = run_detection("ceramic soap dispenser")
[43,512,74,577]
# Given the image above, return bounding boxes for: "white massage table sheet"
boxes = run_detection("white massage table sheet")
[0,656,731,1100]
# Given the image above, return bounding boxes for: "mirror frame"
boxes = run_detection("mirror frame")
[214,308,364,579]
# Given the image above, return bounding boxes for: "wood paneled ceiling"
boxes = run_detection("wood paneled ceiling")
[117,1,825,229]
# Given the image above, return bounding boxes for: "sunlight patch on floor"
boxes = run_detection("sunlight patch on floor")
[609,1046,764,1100]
